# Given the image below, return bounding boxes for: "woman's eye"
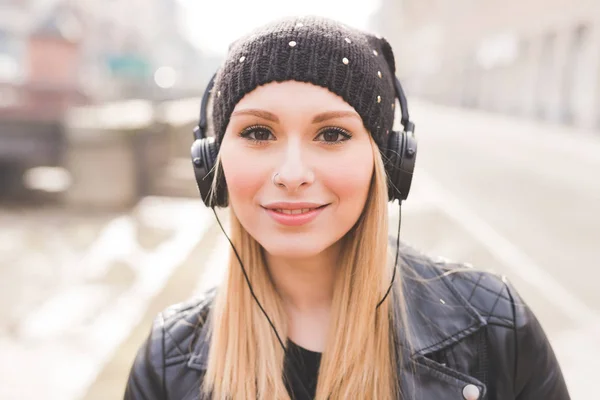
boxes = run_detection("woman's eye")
[240,126,274,142]
[315,128,352,144]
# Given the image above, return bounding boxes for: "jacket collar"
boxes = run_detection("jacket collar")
[391,248,489,398]
[396,246,488,356]
[187,244,488,396]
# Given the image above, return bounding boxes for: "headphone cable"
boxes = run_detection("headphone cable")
[377,200,401,308]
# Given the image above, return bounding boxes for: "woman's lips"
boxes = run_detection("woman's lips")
[263,205,328,226]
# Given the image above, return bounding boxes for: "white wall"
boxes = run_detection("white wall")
[374,0,600,130]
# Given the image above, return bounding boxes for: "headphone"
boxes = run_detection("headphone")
[191,72,417,207]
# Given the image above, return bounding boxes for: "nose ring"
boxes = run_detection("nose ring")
[272,172,284,187]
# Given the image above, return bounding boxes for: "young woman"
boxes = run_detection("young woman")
[124,16,570,400]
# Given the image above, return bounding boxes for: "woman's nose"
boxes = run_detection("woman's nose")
[273,142,315,192]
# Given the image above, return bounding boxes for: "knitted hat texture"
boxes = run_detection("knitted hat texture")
[212,16,398,150]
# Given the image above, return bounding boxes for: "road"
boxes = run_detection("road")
[0,101,598,399]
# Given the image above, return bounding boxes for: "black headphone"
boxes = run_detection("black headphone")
[191,73,417,207]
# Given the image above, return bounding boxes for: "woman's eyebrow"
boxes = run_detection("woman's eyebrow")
[312,111,361,123]
[231,109,278,122]
[230,109,361,123]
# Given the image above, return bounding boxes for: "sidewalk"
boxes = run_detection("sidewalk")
[0,197,217,400]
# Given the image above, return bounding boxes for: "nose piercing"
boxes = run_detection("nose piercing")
[272,172,283,187]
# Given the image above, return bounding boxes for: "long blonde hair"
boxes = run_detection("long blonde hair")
[202,136,405,399]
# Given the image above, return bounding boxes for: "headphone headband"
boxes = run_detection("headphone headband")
[194,73,217,141]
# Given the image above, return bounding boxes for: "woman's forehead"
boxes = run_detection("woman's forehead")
[234,81,357,113]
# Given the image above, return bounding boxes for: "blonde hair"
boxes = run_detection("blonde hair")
[202,136,405,399]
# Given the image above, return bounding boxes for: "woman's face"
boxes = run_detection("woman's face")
[219,81,374,258]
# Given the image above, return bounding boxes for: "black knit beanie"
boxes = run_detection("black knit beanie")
[212,16,398,150]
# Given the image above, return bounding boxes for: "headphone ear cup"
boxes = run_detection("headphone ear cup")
[384,131,401,201]
[385,131,417,202]
[191,137,228,207]
[210,143,229,207]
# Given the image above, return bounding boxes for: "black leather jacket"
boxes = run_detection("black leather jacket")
[124,244,570,400]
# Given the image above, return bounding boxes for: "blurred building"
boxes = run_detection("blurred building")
[0,0,216,107]
[68,0,215,101]
[372,0,600,130]
[0,0,85,119]
[71,0,198,101]
[0,0,218,201]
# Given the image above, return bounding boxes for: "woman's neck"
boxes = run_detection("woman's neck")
[265,242,340,312]
[264,242,342,351]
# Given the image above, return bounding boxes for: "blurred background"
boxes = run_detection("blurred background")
[0,0,598,398]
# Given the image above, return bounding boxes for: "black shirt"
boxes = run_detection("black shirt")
[283,340,322,400]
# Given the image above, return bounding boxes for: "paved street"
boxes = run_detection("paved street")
[1,101,598,399]
[402,101,600,400]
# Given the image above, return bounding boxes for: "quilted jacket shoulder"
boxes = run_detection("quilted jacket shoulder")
[438,262,515,328]
[160,291,214,364]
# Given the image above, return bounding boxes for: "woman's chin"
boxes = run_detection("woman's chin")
[260,239,329,259]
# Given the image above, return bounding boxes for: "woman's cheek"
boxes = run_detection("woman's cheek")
[221,149,265,208]
[323,151,373,202]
